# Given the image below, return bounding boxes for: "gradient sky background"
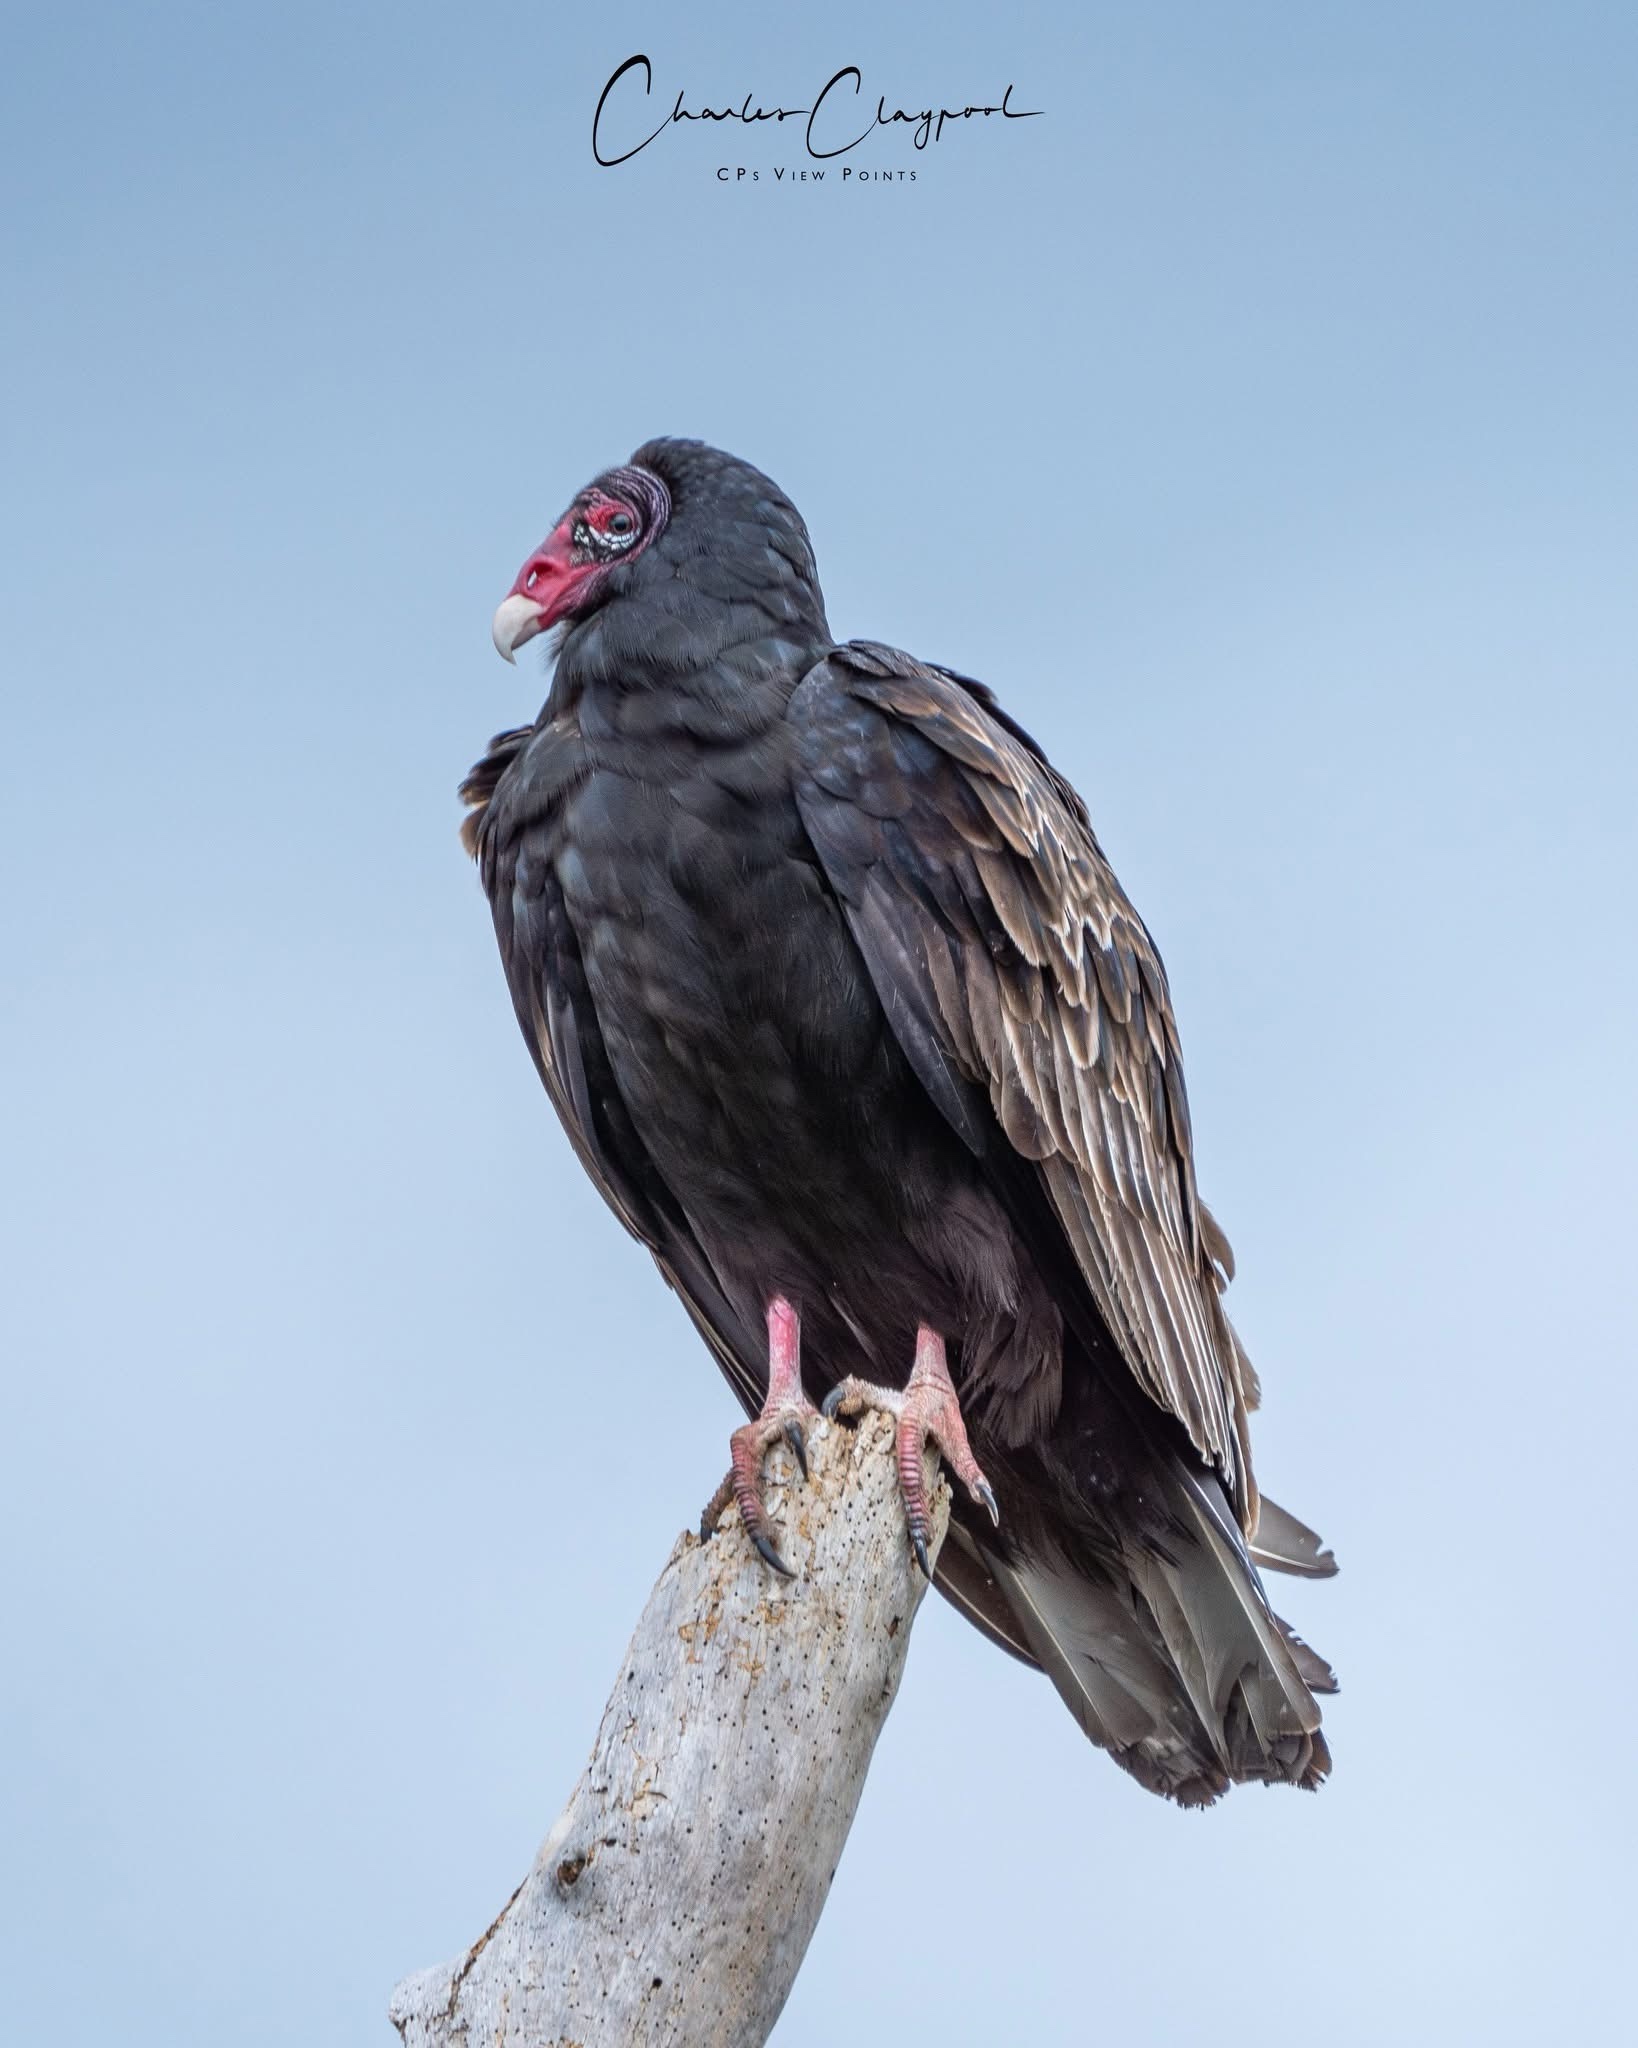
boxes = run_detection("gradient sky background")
[4,4,1635,2042]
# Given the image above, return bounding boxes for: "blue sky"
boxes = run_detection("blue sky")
[3,4,1635,2042]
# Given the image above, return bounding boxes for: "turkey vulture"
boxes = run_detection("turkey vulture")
[466,439,1337,1804]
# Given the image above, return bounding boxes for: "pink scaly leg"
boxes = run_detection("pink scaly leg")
[700,1295,819,1577]
[823,1326,999,1578]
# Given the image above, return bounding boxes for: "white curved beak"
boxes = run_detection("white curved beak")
[491,592,548,664]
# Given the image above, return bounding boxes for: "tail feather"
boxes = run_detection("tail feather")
[981,1455,1335,1805]
[1166,1464,1330,1785]
[988,1551,1219,1789]
[1274,1614,1340,1696]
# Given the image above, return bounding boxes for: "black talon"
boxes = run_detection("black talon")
[820,1384,846,1420]
[751,1529,795,1578]
[911,1530,932,1581]
[784,1418,809,1479]
[974,1480,1000,1528]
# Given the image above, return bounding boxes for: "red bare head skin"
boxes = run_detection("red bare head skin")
[491,465,671,662]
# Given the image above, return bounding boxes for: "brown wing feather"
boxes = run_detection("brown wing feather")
[791,643,1262,1527]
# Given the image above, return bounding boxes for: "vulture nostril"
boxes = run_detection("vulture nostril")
[525,568,539,591]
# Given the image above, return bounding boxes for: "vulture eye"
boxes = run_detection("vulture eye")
[582,498,642,555]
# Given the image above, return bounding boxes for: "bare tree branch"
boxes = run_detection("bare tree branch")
[390,1410,950,2048]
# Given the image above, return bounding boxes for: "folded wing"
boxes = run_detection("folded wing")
[790,642,1263,1527]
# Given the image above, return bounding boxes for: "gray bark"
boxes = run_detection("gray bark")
[389,1410,949,2048]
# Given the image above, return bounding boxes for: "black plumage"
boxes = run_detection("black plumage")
[465,439,1336,1804]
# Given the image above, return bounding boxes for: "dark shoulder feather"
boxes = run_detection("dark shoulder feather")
[459,725,536,859]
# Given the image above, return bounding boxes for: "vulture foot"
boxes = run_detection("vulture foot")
[699,1296,817,1578]
[822,1326,998,1578]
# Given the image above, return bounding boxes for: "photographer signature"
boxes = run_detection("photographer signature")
[593,55,1043,167]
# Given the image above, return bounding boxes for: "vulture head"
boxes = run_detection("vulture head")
[491,439,829,671]
[490,460,671,663]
